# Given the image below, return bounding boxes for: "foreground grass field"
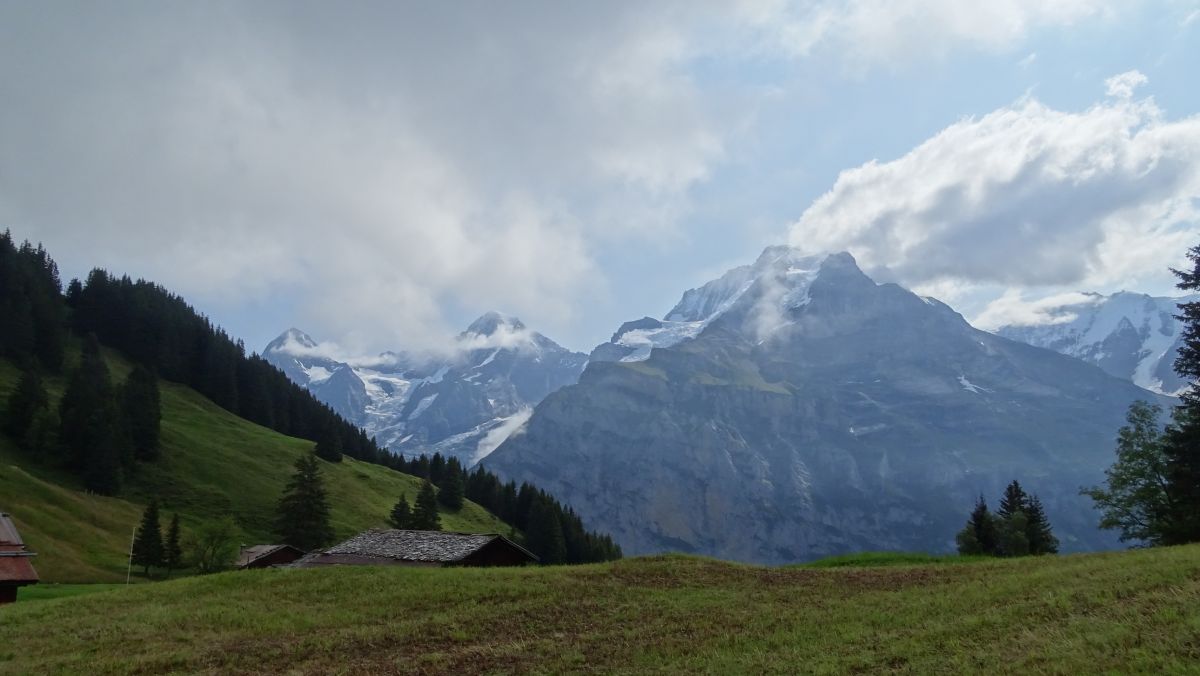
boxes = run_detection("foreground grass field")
[0,354,509,582]
[1,545,1197,674]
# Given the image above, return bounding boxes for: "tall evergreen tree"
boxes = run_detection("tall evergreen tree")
[274,454,334,551]
[131,501,164,576]
[1164,244,1200,544]
[5,367,48,441]
[997,480,1030,520]
[163,513,183,578]
[313,426,343,463]
[526,496,566,565]
[1024,495,1059,555]
[59,335,122,494]
[956,495,997,555]
[438,469,465,511]
[389,495,413,529]
[411,480,442,531]
[995,511,1031,557]
[121,365,161,461]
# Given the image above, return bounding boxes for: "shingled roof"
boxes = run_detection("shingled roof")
[236,544,305,568]
[293,529,538,567]
[329,530,530,563]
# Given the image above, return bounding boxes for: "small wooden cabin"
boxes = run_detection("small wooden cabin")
[292,530,538,568]
[235,544,306,569]
[0,512,39,604]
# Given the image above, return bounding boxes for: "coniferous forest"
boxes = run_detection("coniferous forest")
[0,230,620,563]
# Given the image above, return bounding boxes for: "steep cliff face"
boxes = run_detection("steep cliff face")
[485,248,1172,563]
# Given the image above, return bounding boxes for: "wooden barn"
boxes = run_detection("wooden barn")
[0,512,39,604]
[235,544,306,569]
[292,530,538,568]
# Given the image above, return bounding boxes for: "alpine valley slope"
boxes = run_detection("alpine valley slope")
[264,313,587,466]
[484,246,1174,564]
[996,291,1196,395]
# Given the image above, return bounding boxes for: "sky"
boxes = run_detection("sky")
[2,1,1199,354]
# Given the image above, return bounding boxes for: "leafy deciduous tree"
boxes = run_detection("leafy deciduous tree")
[1082,401,1173,546]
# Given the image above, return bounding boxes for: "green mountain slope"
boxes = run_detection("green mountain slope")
[2,546,1198,673]
[0,355,510,583]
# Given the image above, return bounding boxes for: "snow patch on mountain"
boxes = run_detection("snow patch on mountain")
[602,246,830,362]
[263,315,587,466]
[995,291,1195,395]
[473,408,533,466]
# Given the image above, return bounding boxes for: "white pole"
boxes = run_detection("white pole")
[126,524,137,585]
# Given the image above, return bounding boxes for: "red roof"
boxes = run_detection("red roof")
[0,513,39,585]
[0,555,38,584]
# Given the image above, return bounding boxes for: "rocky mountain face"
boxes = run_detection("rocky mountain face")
[484,247,1173,564]
[263,314,587,465]
[996,292,1195,395]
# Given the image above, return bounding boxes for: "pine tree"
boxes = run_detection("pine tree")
[5,367,48,441]
[59,336,121,494]
[1024,495,1059,555]
[313,426,343,463]
[131,501,164,576]
[24,407,58,458]
[995,511,1031,557]
[411,480,441,531]
[526,496,566,565]
[275,454,334,551]
[438,470,465,511]
[956,495,997,555]
[163,513,183,577]
[997,480,1029,519]
[389,495,413,529]
[1163,244,1200,544]
[121,365,161,461]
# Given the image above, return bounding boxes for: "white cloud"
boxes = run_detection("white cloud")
[1105,69,1148,98]
[734,0,1112,69]
[789,73,1200,298]
[972,290,1103,330]
[0,3,726,352]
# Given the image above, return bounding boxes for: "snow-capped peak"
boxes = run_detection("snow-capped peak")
[604,246,838,362]
[265,327,320,355]
[464,311,526,337]
[996,291,1196,395]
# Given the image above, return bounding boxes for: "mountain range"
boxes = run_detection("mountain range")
[996,291,1195,396]
[483,246,1173,563]
[263,313,587,465]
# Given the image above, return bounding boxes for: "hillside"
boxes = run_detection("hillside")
[0,353,510,583]
[1,546,1198,673]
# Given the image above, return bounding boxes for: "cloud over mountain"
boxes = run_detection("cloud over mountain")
[789,72,1200,297]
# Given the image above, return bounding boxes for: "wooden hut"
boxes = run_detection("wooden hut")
[0,512,39,604]
[235,544,306,569]
[292,530,538,568]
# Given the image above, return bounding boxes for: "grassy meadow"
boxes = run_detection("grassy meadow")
[0,545,1197,674]
[0,354,509,582]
